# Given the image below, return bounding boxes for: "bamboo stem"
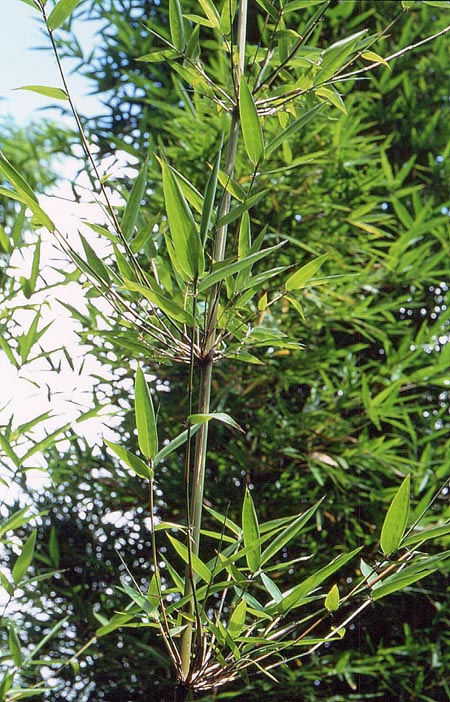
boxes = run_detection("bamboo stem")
[179,0,248,682]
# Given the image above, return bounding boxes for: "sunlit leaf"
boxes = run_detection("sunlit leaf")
[380,474,410,556]
[47,0,80,30]
[161,160,204,280]
[135,366,158,461]
[279,547,362,614]
[123,278,196,325]
[121,160,148,240]
[361,50,391,69]
[325,583,340,612]
[167,534,212,583]
[285,252,330,291]
[169,0,185,50]
[228,598,247,638]
[105,440,153,480]
[260,501,321,566]
[12,530,37,584]
[242,487,261,573]
[15,85,69,100]
[239,75,264,165]
[187,412,243,431]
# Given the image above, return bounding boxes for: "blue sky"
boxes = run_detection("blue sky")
[0,0,103,124]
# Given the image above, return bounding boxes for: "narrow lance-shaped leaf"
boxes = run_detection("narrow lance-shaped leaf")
[12,530,37,584]
[187,412,243,432]
[279,547,362,614]
[105,439,153,480]
[285,252,330,291]
[200,147,221,243]
[47,0,80,31]
[167,534,212,583]
[197,0,221,28]
[198,241,285,293]
[122,278,196,326]
[135,366,158,461]
[380,474,411,556]
[242,487,261,573]
[121,160,148,240]
[228,598,246,639]
[153,423,201,467]
[161,160,204,280]
[79,233,111,285]
[15,85,69,100]
[239,74,264,166]
[8,626,23,667]
[260,500,322,566]
[0,152,55,231]
[169,0,185,50]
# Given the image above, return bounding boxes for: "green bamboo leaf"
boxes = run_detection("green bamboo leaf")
[15,85,69,100]
[242,487,261,573]
[49,527,60,569]
[105,440,153,480]
[239,75,264,165]
[118,581,159,617]
[216,189,268,228]
[228,598,246,638]
[285,252,329,291]
[380,474,411,556]
[279,547,362,614]
[422,1,450,8]
[120,160,148,240]
[169,0,185,50]
[200,147,221,242]
[372,569,435,600]
[316,30,367,84]
[265,104,324,156]
[316,86,347,114]
[0,507,34,538]
[402,523,450,548]
[79,233,111,285]
[8,626,22,667]
[6,690,50,699]
[260,572,283,603]
[254,0,279,20]
[96,612,136,637]
[153,423,201,467]
[0,151,55,231]
[198,241,285,293]
[122,278,196,325]
[135,366,158,461]
[260,501,321,566]
[197,0,221,27]
[47,0,80,30]
[187,412,243,432]
[19,0,41,10]
[220,0,237,34]
[361,50,391,69]
[167,534,212,583]
[325,583,340,612]
[161,160,204,280]
[238,211,251,260]
[27,236,41,297]
[0,570,14,596]
[12,530,37,584]
[283,0,325,10]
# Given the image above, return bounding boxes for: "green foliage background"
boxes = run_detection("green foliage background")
[1,1,449,701]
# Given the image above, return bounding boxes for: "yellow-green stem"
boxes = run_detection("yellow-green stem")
[179,0,248,681]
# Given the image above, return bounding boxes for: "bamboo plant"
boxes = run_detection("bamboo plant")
[0,1,449,700]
